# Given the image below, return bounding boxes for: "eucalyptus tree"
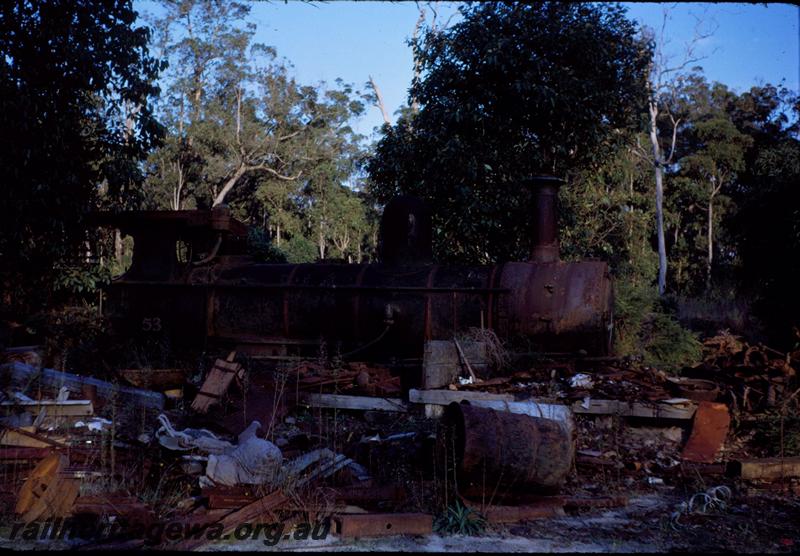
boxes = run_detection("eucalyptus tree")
[635,8,717,295]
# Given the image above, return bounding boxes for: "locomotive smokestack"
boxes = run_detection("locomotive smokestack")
[378,195,433,265]
[526,175,564,263]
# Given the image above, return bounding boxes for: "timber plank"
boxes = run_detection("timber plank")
[302,393,408,412]
[571,399,696,420]
[732,457,800,480]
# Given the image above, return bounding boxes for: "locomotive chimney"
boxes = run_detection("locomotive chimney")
[526,175,564,263]
[378,195,433,265]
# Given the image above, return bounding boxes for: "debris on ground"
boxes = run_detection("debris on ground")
[0,325,798,552]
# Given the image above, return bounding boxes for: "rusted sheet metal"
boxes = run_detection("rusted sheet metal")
[334,513,432,538]
[207,262,500,358]
[469,498,566,523]
[668,378,720,402]
[442,402,574,494]
[681,401,731,463]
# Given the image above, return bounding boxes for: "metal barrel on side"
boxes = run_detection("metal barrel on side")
[441,402,574,496]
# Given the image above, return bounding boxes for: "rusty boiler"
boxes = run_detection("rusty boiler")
[95,176,613,364]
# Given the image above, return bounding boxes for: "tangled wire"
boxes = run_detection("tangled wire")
[670,485,733,529]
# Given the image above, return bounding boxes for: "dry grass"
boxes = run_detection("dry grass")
[459,326,512,377]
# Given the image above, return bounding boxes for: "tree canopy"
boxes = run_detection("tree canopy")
[0,0,163,312]
[143,0,376,263]
[367,2,652,263]
[1,0,798,356]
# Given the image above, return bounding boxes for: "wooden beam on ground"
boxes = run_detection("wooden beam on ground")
[118,368,186,390]
[0,427,67,448]
[409,389,577,426]
[169,490,289,551]
[730,456,800,481]
[571,399,696,420]
[1,400,93,417]
[408,389,514,405]
[169,454,351,550]
[302,393,408,412]
[3,362,164,411]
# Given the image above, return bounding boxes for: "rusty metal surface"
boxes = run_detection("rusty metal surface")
[498,261,613,354]
[526,176,564,263]
[98,178,615,358]
[105,258,612,357]
[93,207,248,282]
[681,401,731,463]
[442,402,574,494]
[668,378,720,402]
[468,498,566,523]
[208,263,499,359]
[335,512,432,538]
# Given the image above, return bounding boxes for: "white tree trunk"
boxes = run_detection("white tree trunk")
[213,163,247,207]
[655,166,667,295]
[369,76,391,125]
[707,189,714,290]
[648,101,668,295]
[114,229,123,266]
[318,227,326,260]
[172,161,184,210]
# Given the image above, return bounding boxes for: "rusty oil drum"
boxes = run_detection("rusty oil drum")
[441,402,574,494]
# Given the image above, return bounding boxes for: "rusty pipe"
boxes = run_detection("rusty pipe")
[526,176,564,263]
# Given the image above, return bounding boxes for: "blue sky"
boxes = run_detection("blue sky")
[136,1,799,138]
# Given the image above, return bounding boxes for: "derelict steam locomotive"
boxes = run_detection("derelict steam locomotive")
[93,177,613,360]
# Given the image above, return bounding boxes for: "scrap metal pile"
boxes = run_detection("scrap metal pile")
[0,179,798,550]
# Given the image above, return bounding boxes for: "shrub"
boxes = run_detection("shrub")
[247,228,287,263]
[279,235,318,264]
[614,278,702,371]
